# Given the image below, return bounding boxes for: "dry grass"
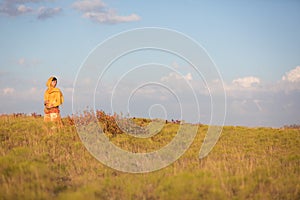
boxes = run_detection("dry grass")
[0,114,299,199]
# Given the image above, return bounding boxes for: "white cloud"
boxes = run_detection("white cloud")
[72,0,106,12]
[220,67,300,127]
[282,66,300,82]
[185,73,193,81]
[17,4,33,14]
[161,72,193,82]
[3,87,15,95]
[269,66,300,93]
[225,67,300,95]
[73,0,140,24]
[232,76,260,88]
[171,61,180,69]
[83,9,140,24]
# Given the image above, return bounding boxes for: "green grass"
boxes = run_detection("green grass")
[0,115,299,199]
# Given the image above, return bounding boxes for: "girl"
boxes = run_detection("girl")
[44,76,64,124]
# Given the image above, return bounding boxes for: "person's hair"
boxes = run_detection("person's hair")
[52,77,57,81]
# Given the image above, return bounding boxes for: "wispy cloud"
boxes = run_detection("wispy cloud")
[83,9,140,24]
[72,0,140,24]
[0,0,34,16]
[171,61,180,69]
[2,87,15,95]
[37,6,62,20]
[72,0,106,12]
[16,4,33,14]
[0,0,62,20]
[17,57,40,67]
[161,72,193,82]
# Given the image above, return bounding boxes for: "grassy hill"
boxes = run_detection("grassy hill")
[0,115,299,199]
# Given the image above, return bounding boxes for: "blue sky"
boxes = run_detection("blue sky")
[0,0,300,127]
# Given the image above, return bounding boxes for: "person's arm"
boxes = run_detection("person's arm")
[44,91,50,108]
[52,90,63,107]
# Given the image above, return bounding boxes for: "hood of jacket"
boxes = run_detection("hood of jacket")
[46,76,60,93]
[46,76,55,88]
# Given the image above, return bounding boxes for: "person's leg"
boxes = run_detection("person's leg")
[44,113,51,122]
[50,112,63,129]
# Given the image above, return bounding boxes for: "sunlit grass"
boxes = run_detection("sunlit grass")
[0,114,299,199]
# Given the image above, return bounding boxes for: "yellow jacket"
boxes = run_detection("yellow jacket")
[44,77,64,108]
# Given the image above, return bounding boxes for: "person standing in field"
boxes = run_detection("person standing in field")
[44,76,64,125]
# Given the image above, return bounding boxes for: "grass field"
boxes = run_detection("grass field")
[0,114,299,199]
